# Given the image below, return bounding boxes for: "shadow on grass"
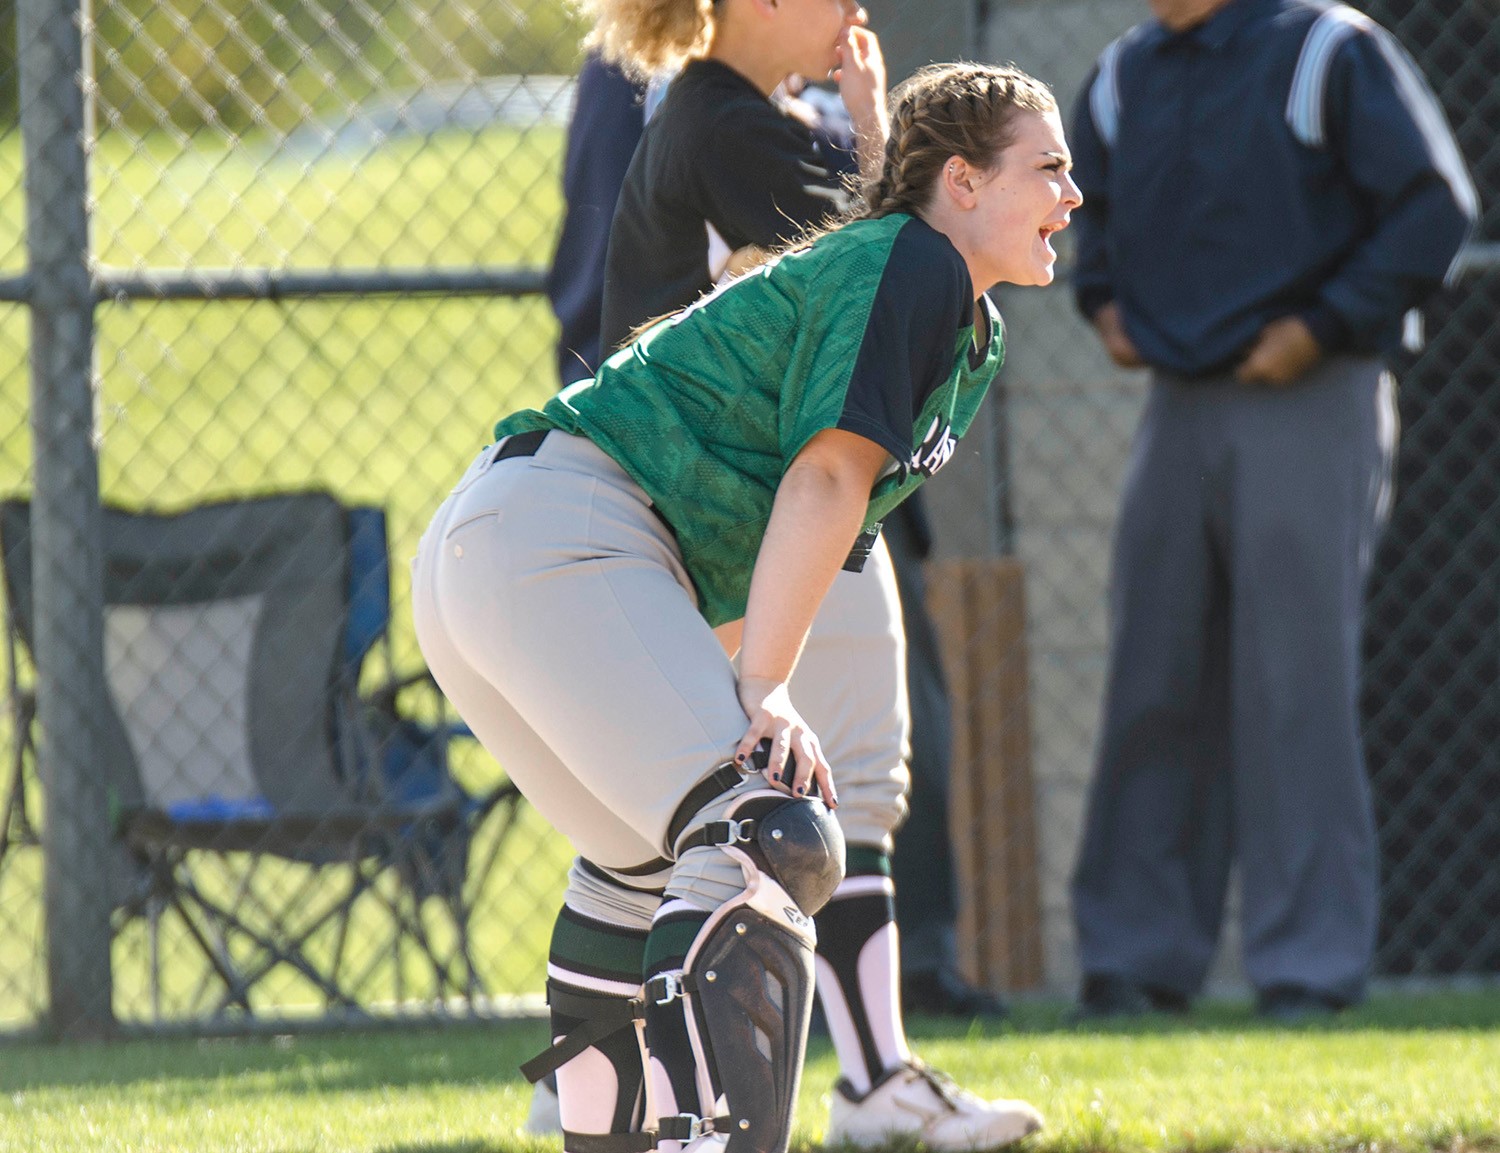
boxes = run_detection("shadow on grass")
[3,988,1499,1099]
[0,1019,554,1094]
[368,1145,550,1153]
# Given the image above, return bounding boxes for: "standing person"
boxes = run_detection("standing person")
[589,0,1028,1145]
[413,62,1078,1153]
[545,52,646,386]
[1068,0,1477,1022]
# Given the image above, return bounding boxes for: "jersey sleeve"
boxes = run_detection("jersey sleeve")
[785,220,972,468]
[698,99,851,250]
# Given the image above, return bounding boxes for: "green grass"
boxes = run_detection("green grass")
[1,992,1499,1152]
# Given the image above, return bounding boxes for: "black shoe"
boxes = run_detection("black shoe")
[1072,974,1190,1021]
[1256,985,1345,1023]
[901,967,1009,1020]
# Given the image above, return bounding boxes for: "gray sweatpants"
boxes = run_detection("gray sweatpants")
[1071,356,1396,1005]
[412,431,908,918]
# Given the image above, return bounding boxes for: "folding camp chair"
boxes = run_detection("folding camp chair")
[0,493,520,1022]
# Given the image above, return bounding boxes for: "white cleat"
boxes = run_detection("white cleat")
[522,1076,562,1135]
[827,1061,1044,1152]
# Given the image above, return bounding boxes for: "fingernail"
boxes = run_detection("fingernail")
[771,772,781,782]
[735,753,746,764]
[797,786,807,795]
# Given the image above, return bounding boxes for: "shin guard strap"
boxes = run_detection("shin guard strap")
[562,1132,658,1153]
[521,987,645,1084]
[659,1114,734,1142]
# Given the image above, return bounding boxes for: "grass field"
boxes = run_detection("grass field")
[1,991,1498,1152]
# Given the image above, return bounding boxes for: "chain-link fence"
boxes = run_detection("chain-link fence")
[0,0,984,1038]
[1,0,598,1039]
[0,0,1496,1040]
[974,0,1500,995]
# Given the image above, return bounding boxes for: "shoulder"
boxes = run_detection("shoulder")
[1273,0,1376,68]
[653,64,819,180]
[647,63,733,145]
[1263,0,1413,78]
[822,214,963,268]
[1083,21,1155,143]
[817,217,973,349]
[704,90,817,162]
[882,216,973,301]
[1093,18,1159,78]
[1280,2,1421,147]
[668,60,802,138]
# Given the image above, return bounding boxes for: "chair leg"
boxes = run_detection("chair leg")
[167,885,255,1015]
[210,868,371,1012]
[149,893,163,1022]
[1,699,38,864]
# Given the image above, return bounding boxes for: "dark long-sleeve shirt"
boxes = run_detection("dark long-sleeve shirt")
[599,60,854,355]
[1070,0,1478,378]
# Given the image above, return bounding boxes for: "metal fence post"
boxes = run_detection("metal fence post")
[16,0,114,1037]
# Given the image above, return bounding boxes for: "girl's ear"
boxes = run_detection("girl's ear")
[944,156,977,202]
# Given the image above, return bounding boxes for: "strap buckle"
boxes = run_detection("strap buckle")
[723,817,756,845]
[658,1114,715,1142]
[649,972,684,1006]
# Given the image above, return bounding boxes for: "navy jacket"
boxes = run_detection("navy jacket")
[546,56,646,386]
[1071,0,1478,377]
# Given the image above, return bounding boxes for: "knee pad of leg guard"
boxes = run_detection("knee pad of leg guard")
[679,792,846,917]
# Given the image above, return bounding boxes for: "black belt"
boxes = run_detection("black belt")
[491,429,678,542]
[494,427,549,461]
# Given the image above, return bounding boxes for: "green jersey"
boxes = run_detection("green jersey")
[496,213,1004,627]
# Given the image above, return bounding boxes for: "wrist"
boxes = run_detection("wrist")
[738,672,788,692]
[852,106,888,143]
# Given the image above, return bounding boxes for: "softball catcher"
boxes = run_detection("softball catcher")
[414,63,1078,1153]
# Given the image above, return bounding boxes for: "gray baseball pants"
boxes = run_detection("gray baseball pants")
[1071,355,1396,1006]
[412,430,908,920]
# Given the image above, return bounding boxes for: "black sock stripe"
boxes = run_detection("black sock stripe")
[816,893,896,1085]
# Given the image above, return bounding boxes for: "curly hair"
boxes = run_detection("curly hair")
[863,62,1057,220]
[571,0,715,80]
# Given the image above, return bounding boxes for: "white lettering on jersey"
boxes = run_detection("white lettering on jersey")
[912,416,957,477]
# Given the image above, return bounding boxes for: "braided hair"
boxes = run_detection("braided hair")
[863,63,1057,220]
[571,0,715,80]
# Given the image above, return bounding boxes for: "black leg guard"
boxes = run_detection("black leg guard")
[643,792,845,1152]
[689,901,817,1152]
